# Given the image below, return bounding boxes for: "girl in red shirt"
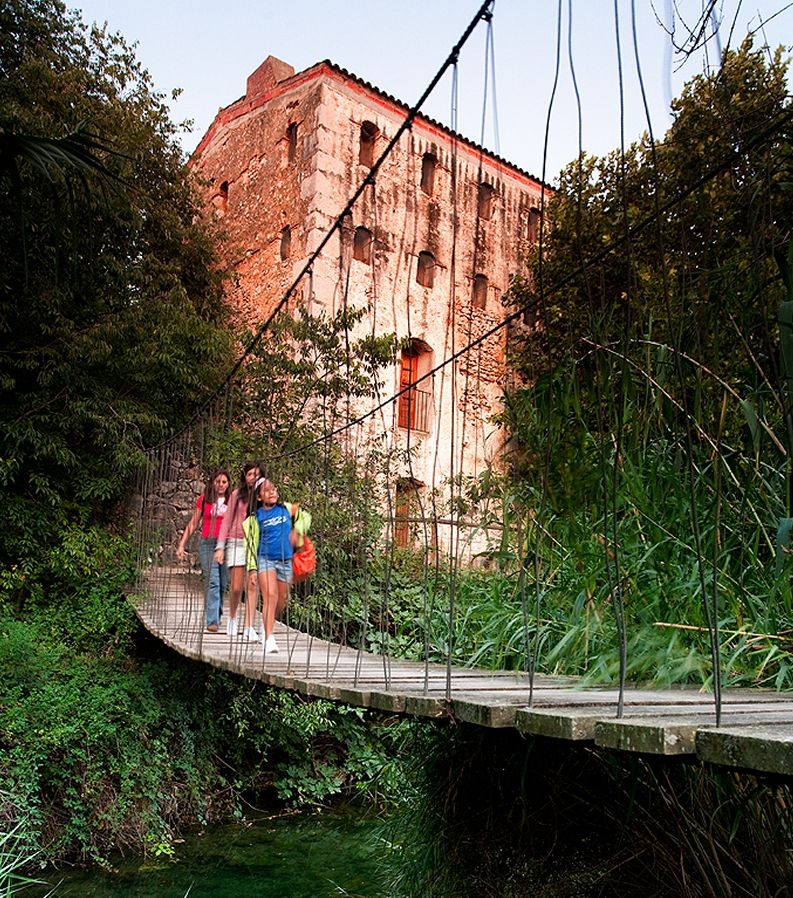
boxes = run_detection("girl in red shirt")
[176,468,231,632]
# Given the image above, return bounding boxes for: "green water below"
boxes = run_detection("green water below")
[30,808,388,898]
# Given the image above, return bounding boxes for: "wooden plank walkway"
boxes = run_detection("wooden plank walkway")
[134,570,793,777]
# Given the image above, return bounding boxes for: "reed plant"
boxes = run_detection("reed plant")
[423,438,793,689]
[304,439,793,687]
[317,341,793,690]
[0,813,53,898]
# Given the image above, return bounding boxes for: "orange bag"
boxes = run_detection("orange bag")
[292,535,316,583]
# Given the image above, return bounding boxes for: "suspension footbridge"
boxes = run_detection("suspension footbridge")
[134,567,793,778]
[132,1,793,785]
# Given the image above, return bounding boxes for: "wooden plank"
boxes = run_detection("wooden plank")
[595,717,699,755]
[367,690,408,713]
[453,697,520,728]
[519,703,793,744]
[595,709,793,757]
[295,678,372,705]
[404,694,451,718]
[696,726,793,776]
[517,707,600,741]
[133,577,793,773]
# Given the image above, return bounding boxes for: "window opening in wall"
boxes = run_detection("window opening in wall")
[287,122,298,162]
[353,226,372,263]
[416,251,435,288]
[478,182,494,220]
[421,153,437,195]
[280,225,291,261]
[217,180,229,215]
[359,120,379,167]
[472,273,488,309]
[398,342,431,433]
[394,478,422,549]
[528,206,541,243]
[523,305,539,328]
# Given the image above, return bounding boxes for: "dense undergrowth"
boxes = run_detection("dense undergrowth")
[0,520,412,871]
[306,439,793,691]
[380,724,793,898]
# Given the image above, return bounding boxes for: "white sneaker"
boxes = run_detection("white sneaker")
[226,617,238,637]
[264,635,279,654]
[243,626,259,642]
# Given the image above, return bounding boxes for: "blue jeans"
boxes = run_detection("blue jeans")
[199,537,228,627]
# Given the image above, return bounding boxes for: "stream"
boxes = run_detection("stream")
[28,806,388,898]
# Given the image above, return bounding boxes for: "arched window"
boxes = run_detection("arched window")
[353,226,372,263]
[398,340,432,433]
[359,120,379,167]
[421,153,437,196]
[286,122,298,162]
[478,182,494,220]
[279,225,291,261]
[472,273,488,309]
[416,251,435,288]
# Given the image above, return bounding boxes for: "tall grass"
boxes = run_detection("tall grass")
[422,438,793,688]
[307,355,793,690]
[0,811,53,897]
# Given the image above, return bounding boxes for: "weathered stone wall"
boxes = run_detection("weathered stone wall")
[191,57,546,550]
[194,58,323,325]
[135,455,206,566]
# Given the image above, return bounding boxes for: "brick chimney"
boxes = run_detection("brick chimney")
[246,56,295,100]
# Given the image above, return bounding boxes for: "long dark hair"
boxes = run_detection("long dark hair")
[202,467,231,503]
[237,459,264,513]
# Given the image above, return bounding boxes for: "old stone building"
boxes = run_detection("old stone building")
[192,55,545,548]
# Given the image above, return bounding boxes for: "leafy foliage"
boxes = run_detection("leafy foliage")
[0,579,410,867]
[235,304,398,453]
[0,0,233,510]
[472,39,793,689]
[0,2,411,874]
[514,39,792,386]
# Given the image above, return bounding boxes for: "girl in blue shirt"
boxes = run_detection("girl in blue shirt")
[254,478,295,655]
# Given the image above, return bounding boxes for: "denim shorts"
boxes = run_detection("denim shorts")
[257,557,293,583]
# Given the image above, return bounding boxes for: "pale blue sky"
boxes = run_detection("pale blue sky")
[72,0,792,181]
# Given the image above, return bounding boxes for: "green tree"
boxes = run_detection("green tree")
[0,0,233,513]
[488,40,793,692]
[506,39,793,488]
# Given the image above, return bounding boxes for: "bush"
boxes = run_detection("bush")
[0,554,410,867]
